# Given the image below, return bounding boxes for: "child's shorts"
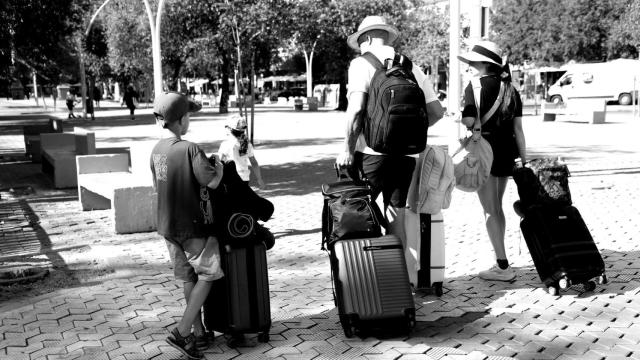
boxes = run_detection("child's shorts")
[165,236,224,282]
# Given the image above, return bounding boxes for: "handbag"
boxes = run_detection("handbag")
[451,78,504,192]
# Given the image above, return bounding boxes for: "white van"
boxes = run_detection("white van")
[547,59,640,105]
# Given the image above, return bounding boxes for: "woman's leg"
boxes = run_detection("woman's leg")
[477,175,508,258]
[477,175,514,280]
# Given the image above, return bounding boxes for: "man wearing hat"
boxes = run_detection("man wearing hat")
[336,15,444,243]
[151,92,224,358]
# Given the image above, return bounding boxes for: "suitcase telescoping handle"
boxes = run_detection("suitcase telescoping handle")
[334,163,368,184]
[334,163,349,180]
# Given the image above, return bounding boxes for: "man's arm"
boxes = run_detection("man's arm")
[336,92,367,167]
[426,100,444,127]
[411,66,444,127]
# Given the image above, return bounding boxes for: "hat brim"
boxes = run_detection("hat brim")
[347,24,399,50]
[188,99,202,113]
[457,52,502,66]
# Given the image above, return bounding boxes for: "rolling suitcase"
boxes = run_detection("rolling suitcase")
[203,242,271,343]
[404,209,445,296]
[519,204,607,295]
[330,234,416,338]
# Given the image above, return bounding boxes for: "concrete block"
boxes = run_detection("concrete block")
[77,153,129,175]
[592,111,606,124]
[113,186,157,234]
[543,113,556,122]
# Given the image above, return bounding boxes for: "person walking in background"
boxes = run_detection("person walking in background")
[458,40,527,282]
[93,85,102,108]
[122,84,139,120]
[66,89,78,118]
[336,15,444,244]
[218,114,266,189]
[150,92,225,359]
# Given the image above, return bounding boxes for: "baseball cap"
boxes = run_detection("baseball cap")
[153,92,202,124]
[225,114,248,131]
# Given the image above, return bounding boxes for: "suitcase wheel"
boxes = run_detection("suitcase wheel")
[598,274,608,285]
[558,277,570,290]
[258,332,270,343]
[433,282,444,297]
[340,314,358,338]
[405,309,416,331]
[547,285,559,296]
[583,281,597,292]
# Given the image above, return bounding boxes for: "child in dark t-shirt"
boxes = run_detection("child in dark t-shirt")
[150,92,223,359]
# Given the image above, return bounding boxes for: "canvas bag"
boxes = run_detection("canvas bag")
[407,145,455,214]
[361,52,429,155]
[452,78,504,192]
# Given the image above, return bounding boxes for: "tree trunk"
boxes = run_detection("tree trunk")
[219,51,230,114]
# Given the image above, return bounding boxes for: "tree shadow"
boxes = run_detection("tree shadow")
[259,157,336,197]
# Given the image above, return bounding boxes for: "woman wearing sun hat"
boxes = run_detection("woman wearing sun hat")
[458,40,527,282]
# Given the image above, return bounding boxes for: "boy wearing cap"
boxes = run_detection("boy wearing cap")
[336,15,444,245]
[150,92,224,359]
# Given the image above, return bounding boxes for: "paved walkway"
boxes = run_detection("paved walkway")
[1,99,640,360]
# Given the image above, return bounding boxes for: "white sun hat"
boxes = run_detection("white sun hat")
[457,40,504,66]
[347,15,400,51]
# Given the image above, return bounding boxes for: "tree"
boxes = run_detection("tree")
[607,0,640,59]
[402,2,450,91]
[491,0,633,65]
[1,0,87,88]
[287,0,332,98]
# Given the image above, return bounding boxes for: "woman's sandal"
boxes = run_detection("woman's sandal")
[166,328,203,359]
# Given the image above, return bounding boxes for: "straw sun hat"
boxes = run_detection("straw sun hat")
[347,15,400,51]
[457,40,504,66]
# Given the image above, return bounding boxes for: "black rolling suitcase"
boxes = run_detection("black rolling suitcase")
[329,234,416,338]
[519,204,607,295]
[203,243,271,343]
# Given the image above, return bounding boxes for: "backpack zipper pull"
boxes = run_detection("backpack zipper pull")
[391,89,395,98]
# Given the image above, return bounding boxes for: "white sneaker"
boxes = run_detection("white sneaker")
[478,264,516,281]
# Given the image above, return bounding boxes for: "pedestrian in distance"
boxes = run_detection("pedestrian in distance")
[458,40,527,282]
[122,84,139,120]
[218,114,266,190]
[150,92,225,359]
[93,85,101,108]
[336,15,444,245]
[66,89,78,118]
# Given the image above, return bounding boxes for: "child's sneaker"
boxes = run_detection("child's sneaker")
[478,264,516,281]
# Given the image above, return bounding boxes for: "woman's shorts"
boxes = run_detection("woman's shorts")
[165,236,224,283]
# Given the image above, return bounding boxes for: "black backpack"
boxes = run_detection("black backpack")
[362,52,429,155]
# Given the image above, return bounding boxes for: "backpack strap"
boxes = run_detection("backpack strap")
[361,52,383,70]
[471,77,506,125]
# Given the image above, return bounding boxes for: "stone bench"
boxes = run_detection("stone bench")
[542,97,608,124]
[40,127,130,188]
[23,118,64,162]
[77,153,157,234]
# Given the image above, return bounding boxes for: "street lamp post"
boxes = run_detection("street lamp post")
[448,0,461,113]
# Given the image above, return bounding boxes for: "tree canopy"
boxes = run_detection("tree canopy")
[490,0,638,65]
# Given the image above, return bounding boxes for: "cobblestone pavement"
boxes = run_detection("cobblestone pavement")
[1,101,640,360]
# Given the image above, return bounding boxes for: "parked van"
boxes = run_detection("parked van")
[547,59,640,105]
